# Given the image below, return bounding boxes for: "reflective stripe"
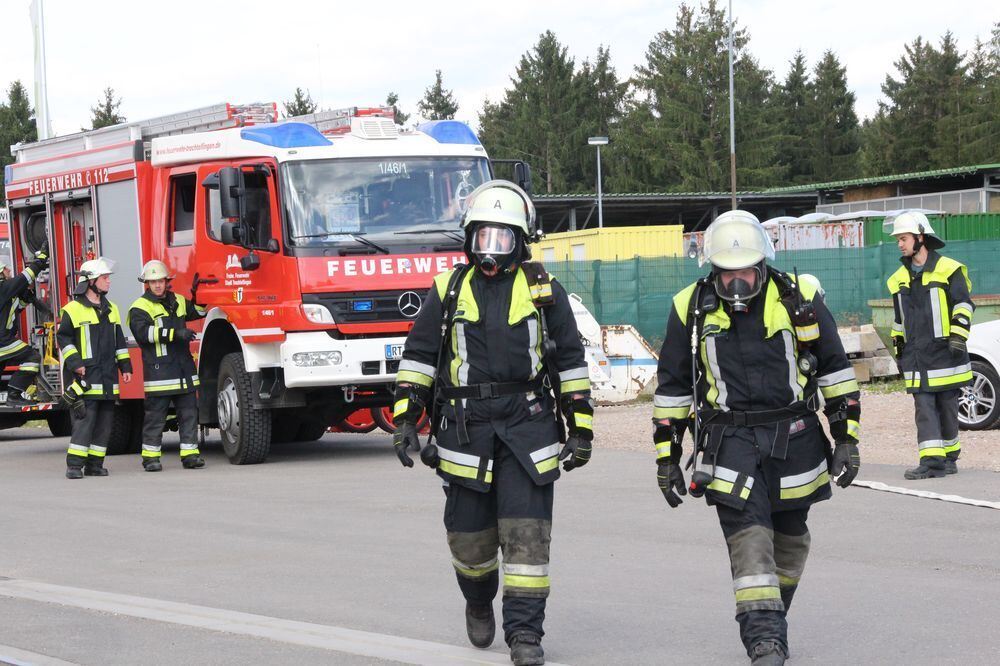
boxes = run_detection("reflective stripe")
[179,447,200,457]
[80,324,92,359]
[846,419,860,440]
[891,322,904,336]
[504,563,549,577]
[438,446,493,483]
[927,363,972,378]
[930,288,944,338]
[141,449,162,458]
[393,399,409,418]
[918,439,945,451]
[558,367,589,382]
[952,302,974,319]
[437,446,483,469]
[22,268,35,283]
[795,323,819,342]
[654,441,671,458]
[527,317,541,378]
[18,362,40,371]
[575,412,593,429]
[88,445,107,458]
[943,438,961,454]
[67,444,89,456]
[782,331,802,401]
[395,370,433,387]
[705,336,729,410]
[530,443,560,462]
[452,557,499,578]
[147,329,157,343]
[817,367,856,387]
[0,339,28,355]
[180,443,199,451]
[142,444,161,452]
[654,394,693,408]
[116,348,130,361]
[780,460,829,499]
[733,574,779,592]
[455,323,469,386]
[735,586,781,602]
[503,574,550,589]
[62,344,78,358]
[707,465,754,499]
[560,378,590,393]
[397,359,437,379]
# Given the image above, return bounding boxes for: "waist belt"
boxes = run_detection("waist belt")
[440,376,544,401]
[698,401,814,463]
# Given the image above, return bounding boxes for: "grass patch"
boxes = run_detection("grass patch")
[863,378,905,395]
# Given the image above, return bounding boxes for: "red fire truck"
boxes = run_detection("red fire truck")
[3,102,531,462]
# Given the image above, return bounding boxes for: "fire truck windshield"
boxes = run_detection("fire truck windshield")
[283,157,490,246]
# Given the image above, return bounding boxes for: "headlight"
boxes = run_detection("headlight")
[301,303,334,324]
[292,351,343,367]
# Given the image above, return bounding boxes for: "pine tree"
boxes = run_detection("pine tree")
[89,87,125,129]
[417,70,459,120]
[570,46,629,191]
[385,92,409,126]
[283,87,317,117]
[774,51,814,183]
[808,50,860,181]
[0,80,38,202]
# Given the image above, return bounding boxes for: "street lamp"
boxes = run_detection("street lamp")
[588,136,609,229]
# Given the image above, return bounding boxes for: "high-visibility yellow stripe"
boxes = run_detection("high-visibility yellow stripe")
[141,450,161,458]
[927,370,973,387]
[846,419,860,440]
[560,378,591,393]
[179,448,201,457]
[393,399,409,418]
[453,559,499,578]
[943,440,961,455]
[653,406,690,420]
[795,323,820,342]
[777,574,800,586]
[438,459,492,484]
[779,471,830,500]
[919,447,947,459]
[820,379,860,400]
[735,586,781,602]
[395,369,434,387]
[708,478,752,500]
[574,412,593,429]
[504,574,550,589]
[535,457,558,474]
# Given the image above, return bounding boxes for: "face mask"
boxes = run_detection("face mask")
[470,224,518,273]
[714,265,764,313]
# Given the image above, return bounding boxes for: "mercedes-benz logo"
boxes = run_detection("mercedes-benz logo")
[398,291,422,318]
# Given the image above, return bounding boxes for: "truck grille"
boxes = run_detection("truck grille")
[303,290,428,325]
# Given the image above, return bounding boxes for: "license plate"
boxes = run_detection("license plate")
[385,344,404,360]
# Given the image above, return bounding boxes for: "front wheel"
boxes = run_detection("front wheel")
[958,359,1000,430]
[217,352,272,464]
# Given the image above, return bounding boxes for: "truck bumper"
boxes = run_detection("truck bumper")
[278,331,406,389]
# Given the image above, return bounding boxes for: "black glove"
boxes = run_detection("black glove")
[658,461,687,508]
[419,441,440,468]
[392,421,421,467]
[176,327,196,343]
[892,337,906,358]
[830,441,860,488]
[559,435,591,471]
[948,334,967,354]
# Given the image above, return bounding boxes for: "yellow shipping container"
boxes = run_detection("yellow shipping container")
[533,225,684,262]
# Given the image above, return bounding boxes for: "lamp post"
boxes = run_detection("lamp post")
[588,136,609,229]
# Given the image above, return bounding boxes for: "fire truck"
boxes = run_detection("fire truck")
[3,102,532,462]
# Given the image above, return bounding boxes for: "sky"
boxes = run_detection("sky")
[0,0,994,137]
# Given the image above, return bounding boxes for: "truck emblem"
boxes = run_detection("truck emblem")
[226,254,241,269]
[398,291,422,318]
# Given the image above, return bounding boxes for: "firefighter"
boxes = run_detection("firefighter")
[58,258,133,479]
[391,180,593,666]
[886,212,973,479]
[654,211,861,665]
[0,243,49,407]
[128,260,207,471]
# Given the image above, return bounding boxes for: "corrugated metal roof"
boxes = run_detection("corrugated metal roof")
[533,190,811,199]
[761,163,1000,194]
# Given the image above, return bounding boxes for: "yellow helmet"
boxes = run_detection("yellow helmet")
[703,210,775,270]
[138,260,173,282]
[461,180,538,241]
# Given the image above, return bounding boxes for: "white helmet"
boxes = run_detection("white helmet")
[78,257,116,281]
[138,259,173,282]
[703,210,776,270]
[461,180,538,240]
[884,211,944,250]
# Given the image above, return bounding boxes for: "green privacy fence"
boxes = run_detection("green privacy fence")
[547,239,1000,349]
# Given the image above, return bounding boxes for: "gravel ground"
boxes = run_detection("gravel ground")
[594,387,1000,472]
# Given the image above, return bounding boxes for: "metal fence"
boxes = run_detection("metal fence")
[547,239,1000,349]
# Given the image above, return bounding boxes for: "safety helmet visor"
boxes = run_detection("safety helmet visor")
[471,224,516,258]
[702,212,775,270]
[714,264,765,308]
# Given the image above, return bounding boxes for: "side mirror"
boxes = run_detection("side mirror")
[220,222,242,246]
[514,162,533,197]
[240,251,261,271]
[219,167,244,220]
[265,238,280,253]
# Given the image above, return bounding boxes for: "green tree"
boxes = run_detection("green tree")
[385,92,409,126]
[570,46,629,191]
[0,80,37,202]
[773,51,814,184]
[283,87,317,117]
[478,31,579,194]
[417,70,459,120]
[807,50,860,181]
[89,87,126,129]
[631,0,782,192]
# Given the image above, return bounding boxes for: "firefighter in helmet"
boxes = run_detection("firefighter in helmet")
[128,260,207,471]
[886,211,973,479]
[653,211,861,664]
[0,242,49,407]
[58,257,133,479]
[391,180,593,665]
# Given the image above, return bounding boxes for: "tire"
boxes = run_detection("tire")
[337,408,378,434]
[47,411,73,437]
[958,359,1000,430]
[106,401,142,455]
[296,421,329,442]
[372,406,429,434]
[217,352,271,464]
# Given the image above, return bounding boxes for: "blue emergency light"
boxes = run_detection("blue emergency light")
[417,120,481,145]
[350,299,374,312]
[3,165,12,186]
[240,123,332,149]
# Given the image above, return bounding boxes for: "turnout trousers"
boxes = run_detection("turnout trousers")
[912,389,961,462]
[2,345,41,393]
[443,435,553,645]
[66,399,115,469]
[141,392,200,460]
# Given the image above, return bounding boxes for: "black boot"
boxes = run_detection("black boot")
[904,457,946,480]
[182,455,206,469]
[750,640,787,665]
[143,458,163,472]
[508,632,544,666]
[465,603,495,648]
[84,458,109,476]
[66,466,84,479]
[944,454,959,475]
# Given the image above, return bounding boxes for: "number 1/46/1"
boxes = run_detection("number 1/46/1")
[378,162,408,175]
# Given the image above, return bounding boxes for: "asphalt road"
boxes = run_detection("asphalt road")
[1,427,998,665]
